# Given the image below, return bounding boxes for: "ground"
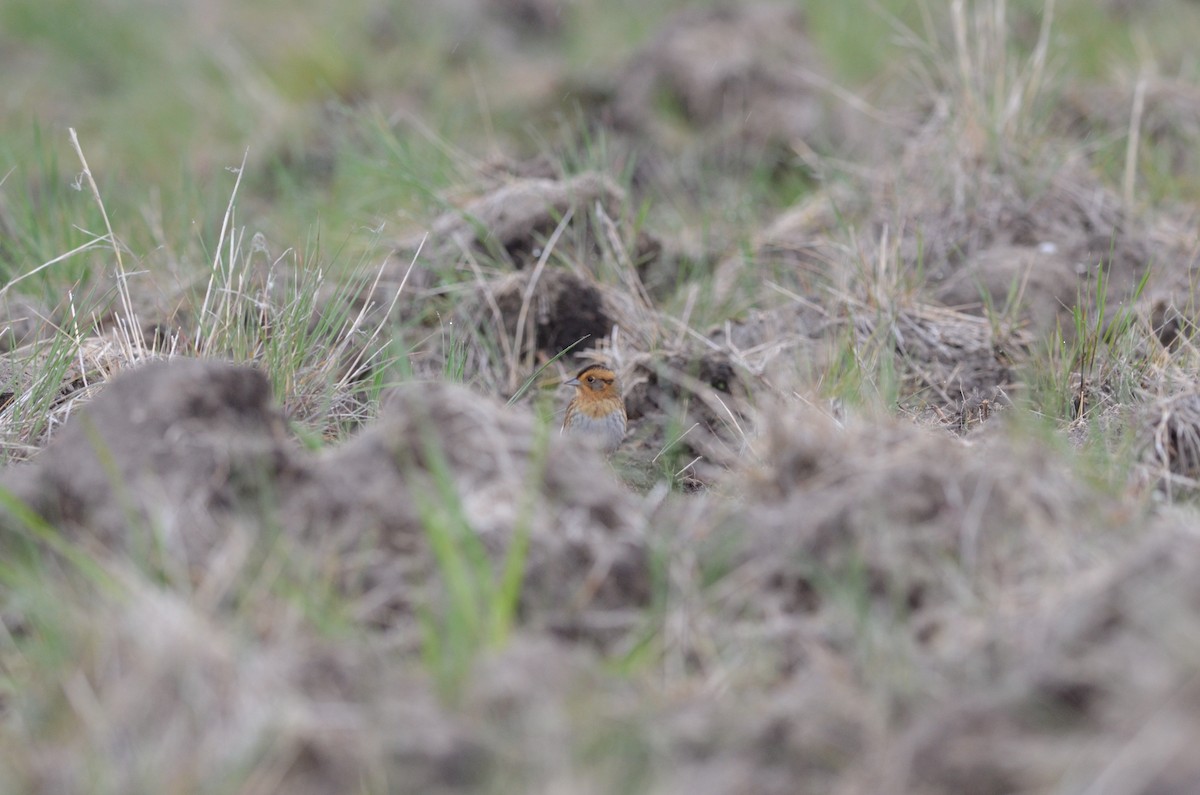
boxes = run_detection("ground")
[3,0,1200,793]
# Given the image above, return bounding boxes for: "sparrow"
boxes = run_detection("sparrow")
[562,363,626,453]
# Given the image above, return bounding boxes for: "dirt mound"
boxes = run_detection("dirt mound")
[700,288,1024,432]
[386,170,664,386]
[609,3,858,158]
[0,362,1154,794]
[857,301,1028,430]
[289,378,653,632]
[1139,389,1200,497]
[721,407,1114,647]
[713,181,864,295]
[704,301,835,390]
[396,172,628,270]
[873,119,1185,337]
[0,360,659,791]
[0,359,651,636]
[647,661,879,795]
[708,302,831,358]
[461,268,614,372]
[933,244,1082,338]
[5,574,679,795]
[621,348,751,485]
[444,261,660,396]
[413,0,570,47]
[1,581,468,795]
[0,359,291,558]
[484,0,567,36]
[625,350,745,422]
[855,527,1200,794]
[4,575,629,794]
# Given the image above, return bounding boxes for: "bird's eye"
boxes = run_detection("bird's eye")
[587,376,594,383]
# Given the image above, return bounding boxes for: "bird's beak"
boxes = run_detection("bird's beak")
[564,377,581,388]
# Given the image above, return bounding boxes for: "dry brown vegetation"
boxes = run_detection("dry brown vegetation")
[6,0,1200,793]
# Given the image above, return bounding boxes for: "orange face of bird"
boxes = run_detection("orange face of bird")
[564,364,619,401]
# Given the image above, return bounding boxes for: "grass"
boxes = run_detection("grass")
[4,0,1200,791]
[416,414,549,701]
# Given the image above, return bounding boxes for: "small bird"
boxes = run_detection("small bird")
[562,363,627,453]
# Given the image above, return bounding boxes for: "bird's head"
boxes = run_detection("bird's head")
[565,363,620,400]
